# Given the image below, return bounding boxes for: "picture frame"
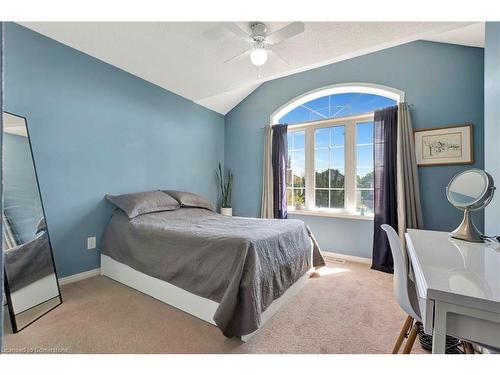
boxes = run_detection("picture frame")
[414,123,474,166]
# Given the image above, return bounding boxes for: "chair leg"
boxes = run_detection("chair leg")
[463,342,475,354]
[402,322,419,354]
[392,316,414,354]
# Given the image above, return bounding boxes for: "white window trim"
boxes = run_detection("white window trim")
[274,83,404,219]
[270,82,404,125]
[288,209,374,221]
[287,113,374,218]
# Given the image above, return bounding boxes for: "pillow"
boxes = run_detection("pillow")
[106,191,180,218]
[163,190,215,211]
[35,217,47,234]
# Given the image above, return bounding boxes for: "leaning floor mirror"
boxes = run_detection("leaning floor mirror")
[3,112,62,333]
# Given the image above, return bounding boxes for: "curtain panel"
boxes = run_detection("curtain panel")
[396,102,424,241]
[372,103,424,273]
[372,106,399,273]
[271,124,288,219]
[260,125,274,218]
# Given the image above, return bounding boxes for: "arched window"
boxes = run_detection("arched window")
[273,83,403,217]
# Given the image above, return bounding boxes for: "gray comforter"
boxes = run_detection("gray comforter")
[4,231,55,292]
[100,208,325,337]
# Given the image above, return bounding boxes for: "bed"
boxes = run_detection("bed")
[100,191,325,340]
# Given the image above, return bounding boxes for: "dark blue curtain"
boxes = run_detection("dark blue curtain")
[272,124,288,219]
[372,106,398,273]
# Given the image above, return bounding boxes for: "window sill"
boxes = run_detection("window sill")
[288,209,374,221]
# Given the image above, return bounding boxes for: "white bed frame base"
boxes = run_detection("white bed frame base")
[100,254,312,342]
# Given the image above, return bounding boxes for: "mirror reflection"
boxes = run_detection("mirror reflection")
[447,169,489,207]
[3,112,62,333]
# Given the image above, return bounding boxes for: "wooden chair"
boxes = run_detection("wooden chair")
[381,224,422,354]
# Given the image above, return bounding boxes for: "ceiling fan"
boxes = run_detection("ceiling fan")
[223,22,305,67]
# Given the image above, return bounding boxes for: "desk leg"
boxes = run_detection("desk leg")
[432,302,447,354]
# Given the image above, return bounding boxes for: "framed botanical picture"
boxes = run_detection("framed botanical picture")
[414,124,473,166]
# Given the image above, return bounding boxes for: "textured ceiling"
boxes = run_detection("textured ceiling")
[424,22,484,48]
[20,22,482,114]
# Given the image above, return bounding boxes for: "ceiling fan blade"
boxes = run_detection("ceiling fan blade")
[267,22,305,45]
[268,49,289,65]
[223,48,252,64]
[223,23,252,42]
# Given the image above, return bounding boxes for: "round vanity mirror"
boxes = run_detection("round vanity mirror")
[447,169,492,209]
[446,169,495,242]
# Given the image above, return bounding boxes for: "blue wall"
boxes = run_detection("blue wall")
[3,133,44,243]
[485,22,500,236]
[3,23,487,273]
[225,41,484,258]
[4,23,225,278]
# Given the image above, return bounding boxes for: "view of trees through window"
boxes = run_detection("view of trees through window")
[314,125,345,209]
[356,121,374,213]
[280,90,396,215]
[286,131,305,208]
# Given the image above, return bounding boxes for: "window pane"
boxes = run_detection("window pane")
[315,128,329,148]
[279,106,312,125]
[287,189,293,205]
[286,189,293,206]
[287,133,293,149]
[314,148,329,171]
[294,189,305,208]
[315,170,329,188]
[356,121,374,145]
[294,172,305,188]
[286,169,293,188]
[287,131,306,206]
[330,168,345,188]
[279,94,395,124]
[293,131,305,150]
[315,190,329,208]
[357,144,373,167]
[291,150,305,172]
[356,189,374,213]
[330,190,345,209]
[306,96,330,114]
[357,168,374,188]
[330,147,345,169]
[331,126,345,147]
[356,122,374,213]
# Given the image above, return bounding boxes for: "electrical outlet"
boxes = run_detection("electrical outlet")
[87,236,96,250]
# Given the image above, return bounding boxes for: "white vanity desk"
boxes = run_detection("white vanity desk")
[406,229,500,354]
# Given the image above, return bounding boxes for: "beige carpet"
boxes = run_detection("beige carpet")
[3,258,427,354]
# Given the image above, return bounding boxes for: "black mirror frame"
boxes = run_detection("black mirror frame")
[2,111,63,333]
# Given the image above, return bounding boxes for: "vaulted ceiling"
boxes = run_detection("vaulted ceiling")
[21,22,484,114]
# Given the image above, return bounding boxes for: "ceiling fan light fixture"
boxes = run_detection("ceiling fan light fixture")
[250,47,268,66]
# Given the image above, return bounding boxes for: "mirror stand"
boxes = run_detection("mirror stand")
[450,209,484,243]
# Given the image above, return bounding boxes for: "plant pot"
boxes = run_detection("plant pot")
[221,207,233,216]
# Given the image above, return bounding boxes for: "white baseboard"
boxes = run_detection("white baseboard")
[58,268,101,286]
[323,251,371,265]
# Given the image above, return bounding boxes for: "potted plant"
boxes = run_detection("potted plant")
[294,192,305,211]
[216,162,233,216]
[358,204,367,216]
